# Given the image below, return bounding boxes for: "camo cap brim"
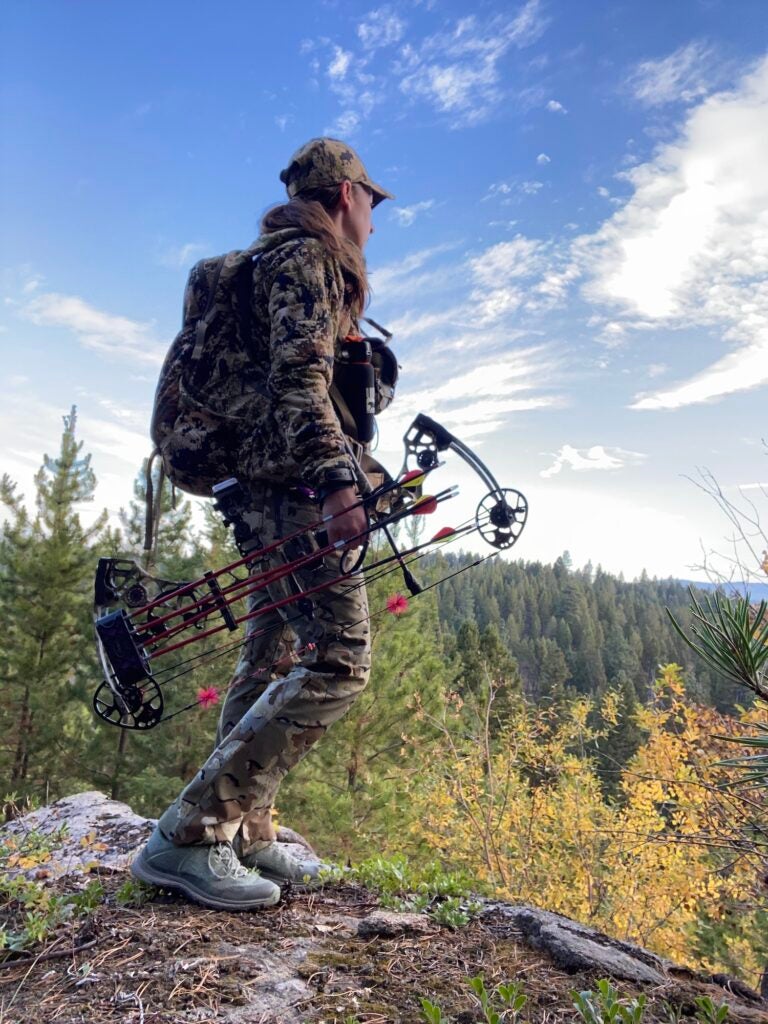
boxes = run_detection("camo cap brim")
[280,137,395,208]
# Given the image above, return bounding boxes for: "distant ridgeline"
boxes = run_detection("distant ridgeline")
[678,578,768,602]
[430,553,745,711]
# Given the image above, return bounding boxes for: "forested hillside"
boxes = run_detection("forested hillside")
[1,414,765,989]
[434,552,741,708]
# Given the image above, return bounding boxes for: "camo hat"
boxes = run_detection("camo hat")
[280,137,395,208]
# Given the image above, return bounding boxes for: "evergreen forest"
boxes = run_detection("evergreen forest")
[1,412,765,990]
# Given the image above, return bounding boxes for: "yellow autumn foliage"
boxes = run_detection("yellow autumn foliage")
[404,664,765,987]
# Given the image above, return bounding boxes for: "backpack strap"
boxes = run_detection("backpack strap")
[329,381,360,440]
[190,254,228,364]
[189,249,263,366]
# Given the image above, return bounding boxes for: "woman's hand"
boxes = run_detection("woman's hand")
[322,487,368,550]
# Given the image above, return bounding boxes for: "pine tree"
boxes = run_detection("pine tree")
[0,408,107,800]
[82,463,219,811]
[278,543,448,860]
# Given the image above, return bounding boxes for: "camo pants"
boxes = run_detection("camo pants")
[157,484,370,854]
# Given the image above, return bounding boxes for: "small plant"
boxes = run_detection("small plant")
[469,974,504,1024]
[668,591,768,700]
[349,853,474,901]
[430,896,481,930]
[496,981,528,1020]
[0,875,105,958]
[344,853,480,927]
[69,880,105,914]
[715,716,768,788]
[420,997,450,1024]
[421,975,528,1024]
[0,824,69,871]
[571,979,647,1023]
[115,877,157,907]
[693,995,729,1023]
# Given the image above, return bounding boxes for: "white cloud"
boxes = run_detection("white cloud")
[328,46,353,80]
[483,179,543,202]
[398,2,549,127]
[384,306,470,341]
[158,241,208,270]
[369,242,463,302]
[546,99,567,113]
[0,390,152,522]
[646,363,668,378]
[521,483,699,580]
[580,55,768,409]
[466,235,578,319]
[357,7,405,49]
[305,1,550,132]
[541,444,646,478]
[630,336,768,409]
[377,345,560,456]
[626,41,716,107]
[469,237,543,289]
[536,153,551,165]
[21,293,166,366]
[325,110,361,136]
[390,199,435,227]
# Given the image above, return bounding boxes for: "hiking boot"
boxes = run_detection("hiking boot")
[238,839,331,886]
[131,827,281,910]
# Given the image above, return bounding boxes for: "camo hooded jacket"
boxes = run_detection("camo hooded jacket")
[235,227,357,493]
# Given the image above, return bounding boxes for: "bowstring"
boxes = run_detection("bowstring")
[147,508,499,722]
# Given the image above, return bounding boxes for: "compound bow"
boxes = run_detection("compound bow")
[92,413,528,731]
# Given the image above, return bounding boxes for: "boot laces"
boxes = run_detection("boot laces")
[210,841,254,879]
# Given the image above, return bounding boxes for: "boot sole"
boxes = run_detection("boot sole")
[131,853,281,911]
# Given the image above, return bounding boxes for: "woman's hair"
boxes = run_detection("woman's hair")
[261,184,368,314]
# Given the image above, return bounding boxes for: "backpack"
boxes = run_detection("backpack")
[150,244,264,498]
[150,248,400,500]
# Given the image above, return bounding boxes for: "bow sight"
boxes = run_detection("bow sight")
[92,414,529,731]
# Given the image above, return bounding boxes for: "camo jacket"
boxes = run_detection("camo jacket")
[235,228,357,493]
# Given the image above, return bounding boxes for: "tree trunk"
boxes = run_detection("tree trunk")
[110,729,129,801]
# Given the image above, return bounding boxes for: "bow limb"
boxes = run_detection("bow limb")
[398,412,529,551]
[400,413,504,495]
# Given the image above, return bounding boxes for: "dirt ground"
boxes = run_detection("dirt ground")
[1,872,766,1024]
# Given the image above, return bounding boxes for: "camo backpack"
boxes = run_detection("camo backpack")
[150,244,265,498]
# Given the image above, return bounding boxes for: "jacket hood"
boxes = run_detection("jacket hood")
[249,227,312,255]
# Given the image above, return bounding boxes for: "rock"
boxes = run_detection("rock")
[276,825,317,855]
[1,793,765,1024]
[357,909,435,938]
[482,903,669,985]
[212,940,315,1022]
[0,791,153,878]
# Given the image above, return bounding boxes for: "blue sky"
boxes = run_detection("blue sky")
[2,0,767,581]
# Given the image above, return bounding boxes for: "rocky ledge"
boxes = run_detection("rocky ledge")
[0,792,765,1023]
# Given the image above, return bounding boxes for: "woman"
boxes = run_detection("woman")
[131,138,394,910]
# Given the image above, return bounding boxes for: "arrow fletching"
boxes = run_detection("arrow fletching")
[431,526,456,541]
[399,469,427,489]
[412,495,438,515]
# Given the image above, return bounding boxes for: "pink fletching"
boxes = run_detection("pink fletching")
[197,686,220,709]
[386,594,409,615]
